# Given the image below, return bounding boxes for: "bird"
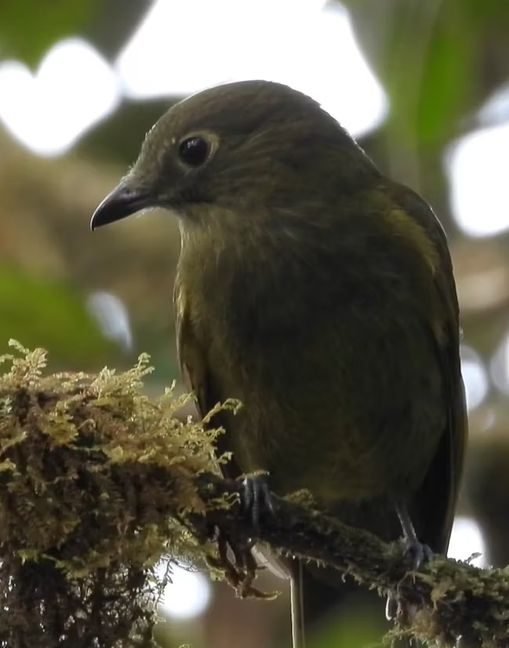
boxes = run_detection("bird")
[90,80,468,647]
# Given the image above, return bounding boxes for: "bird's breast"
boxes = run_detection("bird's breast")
[177,223,446,504]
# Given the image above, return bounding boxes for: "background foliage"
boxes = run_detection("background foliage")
[1,1,508,646]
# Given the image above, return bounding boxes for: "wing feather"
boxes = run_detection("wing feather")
[174,280,243,479]
[390,184,468,553]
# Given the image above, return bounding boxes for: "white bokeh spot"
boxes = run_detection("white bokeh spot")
[116,0,388,138]
[156,562,212,620]
[0,38,120,157]
[490,327,509,396]
[448,516,486,568]
[446,122,509,237]
[461,345,489,411]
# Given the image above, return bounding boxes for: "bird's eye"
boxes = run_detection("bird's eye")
[178,136,211,167]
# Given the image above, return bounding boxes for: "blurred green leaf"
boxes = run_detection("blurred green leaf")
[416,3,474,145]
[463,0,509,24]
[0,267,115,369]
[0,0,101,66]
[308,608,384,648]
[346,0,477,147]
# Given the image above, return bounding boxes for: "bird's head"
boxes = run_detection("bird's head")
[91,80,379,233]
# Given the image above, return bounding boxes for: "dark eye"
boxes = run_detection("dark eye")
[178,136,211,167]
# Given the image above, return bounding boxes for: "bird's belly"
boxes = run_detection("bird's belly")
[216,327,446,508]
[233,410,441,507]
[196,258,447,510]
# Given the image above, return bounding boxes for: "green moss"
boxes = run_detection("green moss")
[0,340,234,648]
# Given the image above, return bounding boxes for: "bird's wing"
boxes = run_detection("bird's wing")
[289,183,469,648]
[174,279,242,480]
[389,182,468,554]
[174,279,292,585]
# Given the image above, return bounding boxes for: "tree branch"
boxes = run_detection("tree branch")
[197,473,506,647]
[0,343,505,648]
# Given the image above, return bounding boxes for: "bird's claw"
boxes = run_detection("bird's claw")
[204,472,279,600]
[387,539,433,625]
[402,537,434,571]
[206,526,272,599]
[395,502,434,570]
[387,503,435,639]
[240,472,277,531]
[385,592,398,621]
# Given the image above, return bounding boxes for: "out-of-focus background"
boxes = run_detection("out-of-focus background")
[1,0,509,646]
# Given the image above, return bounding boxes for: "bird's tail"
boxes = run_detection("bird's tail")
[290,562,305,648]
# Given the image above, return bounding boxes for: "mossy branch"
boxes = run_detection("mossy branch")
[200,477,507,648]
[0,342,504,648]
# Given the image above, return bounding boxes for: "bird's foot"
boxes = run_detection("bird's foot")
[385,536,433,640]
[395,501,434,571]
[205,472,279,600]
[386,590,421,646]
[386,501,434,640]
[207,527,274,599]
[386,593,398,621]
[401,535,434,571]
[387,538,433,619]
[240,471,277,531]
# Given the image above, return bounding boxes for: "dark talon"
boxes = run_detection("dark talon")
[241,473,277,530]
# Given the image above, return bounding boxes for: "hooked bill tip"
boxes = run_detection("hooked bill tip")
[90,185,154,231]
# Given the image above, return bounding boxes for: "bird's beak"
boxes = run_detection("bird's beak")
[90,183,154,231]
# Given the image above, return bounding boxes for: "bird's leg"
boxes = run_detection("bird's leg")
[386,504,432,623]
[204,471,280,599]
[205,473,279,600]
[386,501,434,642]
[240,471,277,531]
[394,502,434,569]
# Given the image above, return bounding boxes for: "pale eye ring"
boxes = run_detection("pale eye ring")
[178,136,211,167]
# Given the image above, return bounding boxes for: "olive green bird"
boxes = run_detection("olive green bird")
[91,80,467,647]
